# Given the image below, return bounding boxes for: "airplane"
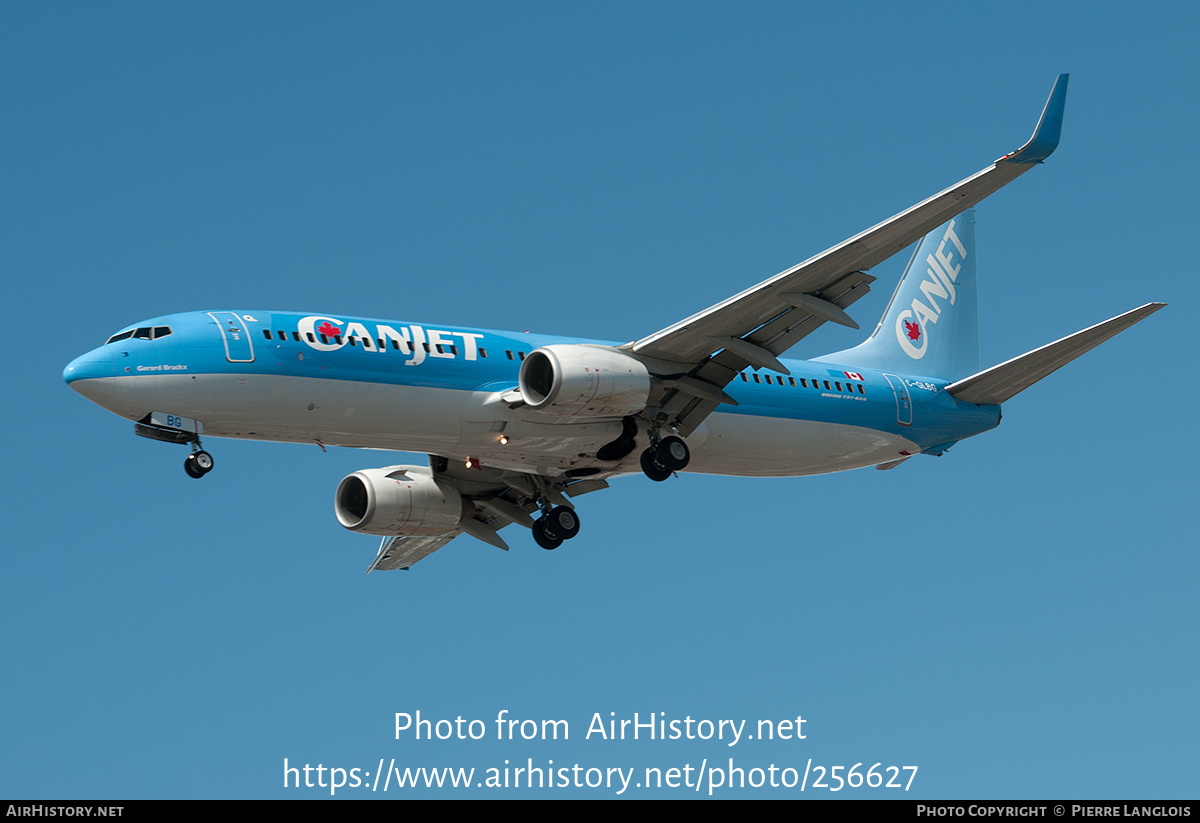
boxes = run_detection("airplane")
[63,74,1165,571]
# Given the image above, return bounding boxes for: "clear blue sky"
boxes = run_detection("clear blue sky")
[3,1,1196,799]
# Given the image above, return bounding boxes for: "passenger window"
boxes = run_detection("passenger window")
[479,348,488,358]
[262,330,273,340]
[518,351,526,360]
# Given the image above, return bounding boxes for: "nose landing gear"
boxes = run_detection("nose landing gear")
[133,413,214,479]
[184,447,214,478]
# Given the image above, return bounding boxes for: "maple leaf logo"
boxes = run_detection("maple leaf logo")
[904,320,921,341]
[317,321,341,337]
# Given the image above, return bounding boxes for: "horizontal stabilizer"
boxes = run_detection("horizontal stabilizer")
[946,303,1165,405]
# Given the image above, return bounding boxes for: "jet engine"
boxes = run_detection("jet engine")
[335,465,464,536]
[518,344,652,419]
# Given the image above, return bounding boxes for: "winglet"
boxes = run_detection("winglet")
[1000,73,1068,164]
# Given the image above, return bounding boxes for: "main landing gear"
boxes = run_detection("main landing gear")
[532,505,580,551]
[184,446,214,478]
[640,434,690,482]
[534,429,679,550]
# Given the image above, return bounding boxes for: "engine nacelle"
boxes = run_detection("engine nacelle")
[334,465,463,536]
[518,344,652,419]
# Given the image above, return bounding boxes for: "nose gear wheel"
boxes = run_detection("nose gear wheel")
[185,450,214,478]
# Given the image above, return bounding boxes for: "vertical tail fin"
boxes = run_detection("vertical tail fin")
[815,209,978,381]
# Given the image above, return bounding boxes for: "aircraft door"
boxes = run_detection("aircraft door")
[208,312,255,362]
[882,373,913,427]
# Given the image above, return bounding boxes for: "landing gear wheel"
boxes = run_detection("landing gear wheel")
[546,506,580,540]
[532,518,564,550]
[655,436,690,471]
[184,450,214,478]
[640,448,673,482]
[184,454,205,478]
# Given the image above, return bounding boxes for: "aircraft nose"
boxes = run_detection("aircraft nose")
[63,347,115,404]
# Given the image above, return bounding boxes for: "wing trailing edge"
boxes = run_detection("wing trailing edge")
[945,303,1165,406]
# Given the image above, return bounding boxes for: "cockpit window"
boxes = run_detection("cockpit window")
[105,326,172,345]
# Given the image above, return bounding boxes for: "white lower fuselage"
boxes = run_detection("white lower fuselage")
[75,370,933,478]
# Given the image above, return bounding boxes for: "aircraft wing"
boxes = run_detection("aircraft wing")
[368,532,461,572]
[630,74,1069,436]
